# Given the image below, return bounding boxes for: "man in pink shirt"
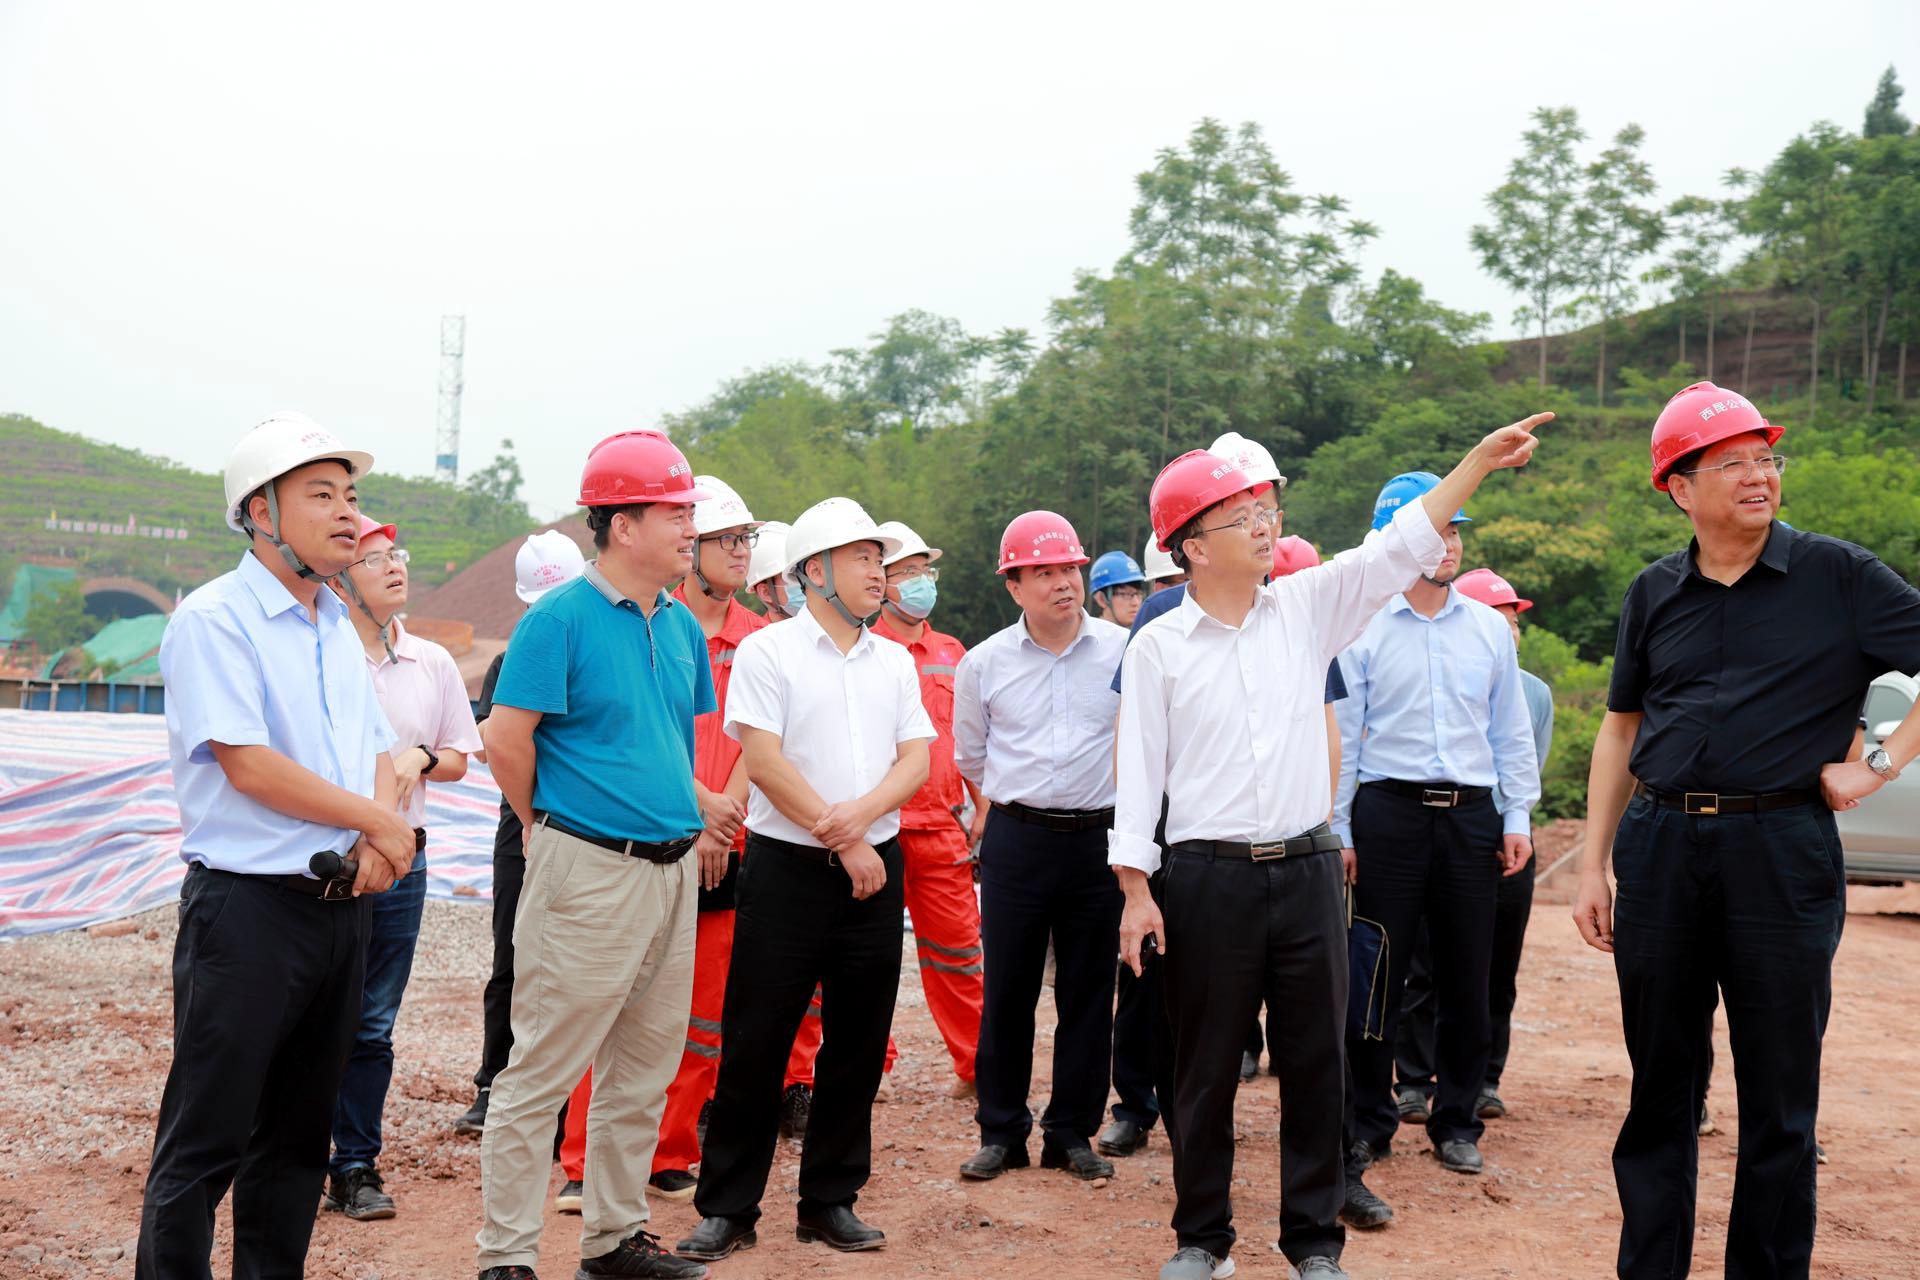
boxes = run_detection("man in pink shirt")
[323,513,484,1221]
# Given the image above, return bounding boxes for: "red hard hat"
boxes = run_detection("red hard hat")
[1149,450,1272,550]
[997,510,1089,575]
[1453,567,1533,613]
[578,430,712,507]
[1271,535,1321,577]
[1650,382,1782,492]
[354,512,397,545]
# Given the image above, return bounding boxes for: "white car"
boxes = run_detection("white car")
[1837,670,1920,884]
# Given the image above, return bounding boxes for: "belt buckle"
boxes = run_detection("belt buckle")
[1249,841,1288,862]
[319,877,354,902]
[1421,788,1458,808]
[1684,792,1720,815]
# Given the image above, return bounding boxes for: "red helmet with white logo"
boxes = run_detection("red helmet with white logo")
[1271,535,1320,577]
[1650,382,1782,492]
[578,430,711,506]
[1149,450,1272,550]
[1453,567,1533,613]
[997,511,1089,575]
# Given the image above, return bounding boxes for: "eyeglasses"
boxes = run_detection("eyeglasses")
[1680,454,1788,483]
[1106,586,1144,602]
[701,530,761,552]
[357,549,410,571]
[1195,507,1280,538]
[886,566,940,584]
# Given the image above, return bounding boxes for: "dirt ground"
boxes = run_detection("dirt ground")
[2,840,1917,1279]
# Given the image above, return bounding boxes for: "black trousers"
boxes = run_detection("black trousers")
[1161,843,1348,1265]
[475,847,525,1091]
[136,866,369,1280]
[1113,954,1270,1132]
[695,835,904,1225]
[1395,854,1535,1094]
[1610,794,1843,1280]
[973,808,1122,1150]
[1346,784,1500,1153]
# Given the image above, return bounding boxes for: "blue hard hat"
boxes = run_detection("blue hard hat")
[1370,471,1471,532]
[1089,550,1147,595]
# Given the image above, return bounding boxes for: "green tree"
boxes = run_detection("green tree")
[1473,106,1589,388]
[1836,131,1920,409]
[827,310,979,432]
[1575,124,1664,404]
[1864,65,1911,139]
[1646,192,1738,378]
[23,580,97,654]
[1739,123,1852,418]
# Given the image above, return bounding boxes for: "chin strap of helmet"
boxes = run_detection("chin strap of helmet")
[690,538,731,601]
[801,554,878,629]
[335,570,397,662]
[238,480,324,581]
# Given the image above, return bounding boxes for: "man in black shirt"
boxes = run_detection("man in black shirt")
[453,531,586,1137]
[1575,382,1920,1279]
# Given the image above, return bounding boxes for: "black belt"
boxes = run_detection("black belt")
[747,831,899,868]
[1633,782,1821,816]
[1367,779,1493,808]
[992,800,1115,832]
[536,813,696,864]
[1169,821,1343,863]
[413,827,427,852]
[193,862,360,903]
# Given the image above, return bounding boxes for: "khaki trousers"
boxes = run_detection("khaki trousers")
[476,821,697,1269]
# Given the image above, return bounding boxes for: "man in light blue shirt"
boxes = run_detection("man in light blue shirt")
[139,413,417,1280]
[1394,568,1555,1128]
[1331,472,1537,1223]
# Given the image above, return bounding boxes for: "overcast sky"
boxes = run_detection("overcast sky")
[2,1,1912,517]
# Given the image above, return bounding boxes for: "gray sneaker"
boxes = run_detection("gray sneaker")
[1289,1257,1349,1279]
[1159,1246,1235,1279]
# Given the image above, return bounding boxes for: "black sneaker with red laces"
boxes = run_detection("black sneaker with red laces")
[576,1228,710,1279]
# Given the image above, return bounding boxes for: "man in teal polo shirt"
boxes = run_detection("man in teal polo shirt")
[476,430,721,1280]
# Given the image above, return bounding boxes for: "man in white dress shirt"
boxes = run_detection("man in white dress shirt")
[951,511,1129,1185]
[678,496,933,1262]
[1111,415,1550,1280]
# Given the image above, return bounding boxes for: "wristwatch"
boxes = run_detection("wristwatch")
[1866,747,1898,780]
[418,744,441,777]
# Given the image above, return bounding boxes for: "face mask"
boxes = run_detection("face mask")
[892,575,937,619]
[783,575,807,618]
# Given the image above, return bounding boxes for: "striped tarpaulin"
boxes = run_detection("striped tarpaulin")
[0,709,506,941]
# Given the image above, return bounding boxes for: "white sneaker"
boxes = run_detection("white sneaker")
[1288,1257,1349,1279]
[1158,1246,1235,1280]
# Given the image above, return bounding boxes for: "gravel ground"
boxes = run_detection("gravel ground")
[2,871,1918,1278]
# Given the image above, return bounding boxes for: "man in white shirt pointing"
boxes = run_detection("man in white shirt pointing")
[1111,414,1550,1280]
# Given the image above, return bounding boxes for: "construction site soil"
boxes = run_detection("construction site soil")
[2,827,1916,1279]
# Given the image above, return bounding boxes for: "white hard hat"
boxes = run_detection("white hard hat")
[691,475,759,537]
[874,520,941,568]
[224,411,375,532]
[747,520,792,588]
[515,529,587,604]
[1142,531,1182,582]
[785,497,902,575]
[1208,431,1285,490]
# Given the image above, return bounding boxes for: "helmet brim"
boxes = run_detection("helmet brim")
[225,447,377,532]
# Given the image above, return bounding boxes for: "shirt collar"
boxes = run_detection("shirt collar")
[237,550,347,622]
[1017,611,1095,655]
[1174,582,1275,637]
[793,600,877,657]
[870,610,937,652]
[1683,520,1794,583]
[584,560,674,614]
[385,616,424,663]
[1384,586,1463,620]
[669,582,761,645]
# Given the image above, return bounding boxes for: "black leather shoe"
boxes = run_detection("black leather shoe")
[322,1165,395,1221]
[579,1228,709,1278]
[779,1084,811,1139]
[1097,1119,1149,1157]
[1435,1138,1483,1174]
[795,1204,885,1252]
[455,1088,490,1136]
[1476,1088,1507,1119]
[959,1143,1030,1180]
[1395,1086,1430,1124]
[1041,1143,1114,1180]
[1346,1138,1391,1173]
[1340,1173,1395,1230]
[675,1217,757,1262]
